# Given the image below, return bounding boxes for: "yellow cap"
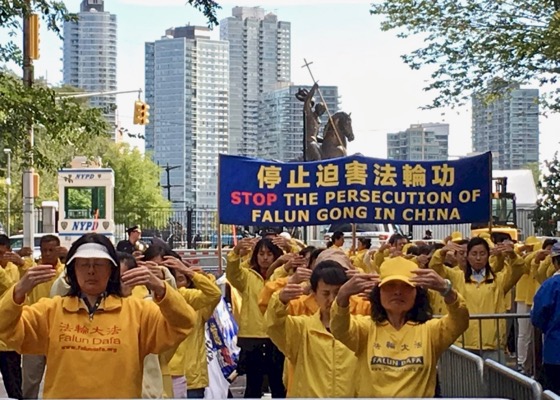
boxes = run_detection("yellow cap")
[525,236,540,246]
[451,231,463,242]
[379,257,417,287]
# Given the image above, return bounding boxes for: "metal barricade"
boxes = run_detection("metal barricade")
[543,390,560,400]
[183,256,226,276]
[457,313,537,372]
[484,359,542,400]
[439,345,485,397]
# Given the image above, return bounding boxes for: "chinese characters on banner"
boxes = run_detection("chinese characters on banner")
[218,153,492,226]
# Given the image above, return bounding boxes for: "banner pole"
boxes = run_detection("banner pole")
[217,155,223,276]
[351,223,357,255]
[488,152,493,236]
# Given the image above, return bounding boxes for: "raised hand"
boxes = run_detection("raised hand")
[121,266,166,299]
[410,269,447,292]
[14,265,57,304]
[234,238,254,257]
[278,283,305,304]
[288,266,312,284]
[162,256,196,279]
[338,273,380,306]
[2,252,24,267]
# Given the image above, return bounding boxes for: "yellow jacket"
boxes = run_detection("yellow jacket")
[266,293,357,398]
[0,283,196,399]
[270,266,290,282]
[535,255,556,284]
[430,250,525,350]
[0,262,20,351]
[350,249,368,272]
[330,293,469,398]
[226,251,268,338]
[168,273,222,389]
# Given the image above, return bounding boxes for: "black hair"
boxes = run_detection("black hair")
[406,245,420,256]
[330,231,344,244]
[249,238,283,272]
[552,255,560,266]
[388,233,406,246]
[310,260,348,292]
[309,248,326,268]
[0,234,10,248]
[417,245,432,256]
[455,239,470,246]
[543,238,557,250]
[465,237,494,283]
[491,232,512,244]
[40,234,60,247]
[358,238,372,249]
[143,245,168,262]
[370,285,432,324]
[118,252,138,271]
[432,242,445,251]
[299,246,316,258]
[65,233,121,297]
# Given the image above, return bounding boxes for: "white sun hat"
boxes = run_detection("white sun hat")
[66,243,117,266]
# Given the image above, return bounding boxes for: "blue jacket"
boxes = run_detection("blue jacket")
[531,273,560,365]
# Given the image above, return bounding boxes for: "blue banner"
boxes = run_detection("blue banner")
[218,153,491,226]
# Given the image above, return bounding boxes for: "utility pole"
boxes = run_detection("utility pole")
[22,6,36,248]
[3,149,11,237]
[161,163,181,202]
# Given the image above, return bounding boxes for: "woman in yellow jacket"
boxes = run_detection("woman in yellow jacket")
[226,237,286,398]
[163,256,222,399]
[0,233,196,399]
[0,234,23,400]
[266,260,359,398]
[430,236,525,361]
[330,257,469,398]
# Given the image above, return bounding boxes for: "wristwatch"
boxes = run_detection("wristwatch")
[440,279,453,297]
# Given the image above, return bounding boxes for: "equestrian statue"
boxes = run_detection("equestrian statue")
[296,82,354,161]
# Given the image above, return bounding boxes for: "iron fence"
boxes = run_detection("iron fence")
[0,208,44,235]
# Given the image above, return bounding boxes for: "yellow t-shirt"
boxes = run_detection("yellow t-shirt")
[330,293,469,398]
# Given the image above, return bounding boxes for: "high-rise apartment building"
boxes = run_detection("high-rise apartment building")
[387,123,449,161]
[259,85,339,161]
[472,83,539,169]
[63,0,117,131]
[145,26,229,236]
[220,6,291,157]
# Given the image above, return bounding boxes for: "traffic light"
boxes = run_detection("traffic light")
[133,100,150,125]
[28,14,40,60]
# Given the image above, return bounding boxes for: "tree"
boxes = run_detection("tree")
[370,1,560,110]
[0,71,109,171]
[100,142,172,228]
[532,153,560,235]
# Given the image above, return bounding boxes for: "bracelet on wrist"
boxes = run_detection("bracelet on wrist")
[440,279,453,297]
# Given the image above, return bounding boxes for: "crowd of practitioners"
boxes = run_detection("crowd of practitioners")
[0,226,558,398]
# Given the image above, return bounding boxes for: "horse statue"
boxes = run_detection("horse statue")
[296,84,354,160]
[320,111,354,159]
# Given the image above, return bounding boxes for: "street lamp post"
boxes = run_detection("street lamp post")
[3,149,11,236]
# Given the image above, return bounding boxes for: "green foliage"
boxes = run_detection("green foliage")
[370,0,560,110]
[0,0,74,65]
[186,0,221,27]
[0,72,109,171]
[532,153,560,235]
[100,142,172,229]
